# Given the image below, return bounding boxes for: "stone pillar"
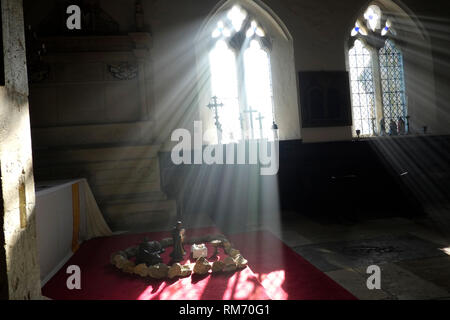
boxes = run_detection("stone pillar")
[0,0,41,299]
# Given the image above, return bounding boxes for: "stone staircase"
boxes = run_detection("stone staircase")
[32,123,177,232]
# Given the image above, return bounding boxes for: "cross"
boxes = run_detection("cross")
[256,112,264,139]
[239,113,246,140]
[244,107,258,140]
[207,96,224,144]
[371,117,377,136]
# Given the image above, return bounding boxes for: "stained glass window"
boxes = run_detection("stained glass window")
[209,40,241,143]
[243,40,273,139]
[348,3,407,136]
[209,5,275,143]
[379,39,407,131]
[364,5,382,32]
[349,40,376,136]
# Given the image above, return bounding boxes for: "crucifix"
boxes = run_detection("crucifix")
[207,96,224,144]
[239,113,246,140]
[371,117,377,136]
[244,107,257,140]
[256,112,264,139]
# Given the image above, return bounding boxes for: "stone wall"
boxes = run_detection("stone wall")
[0,168,7,299]
[23,0,450,145]
[29,34,153,128]
[0,0,42,299]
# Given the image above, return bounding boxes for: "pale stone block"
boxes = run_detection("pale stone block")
[191,244,208,259]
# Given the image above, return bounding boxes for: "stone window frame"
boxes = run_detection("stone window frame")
[347,2,408,137]
[195,0,299,144]
[206,5,275,142]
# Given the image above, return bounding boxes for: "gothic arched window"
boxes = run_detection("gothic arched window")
[348,4,408,136]
[208,5,275,143]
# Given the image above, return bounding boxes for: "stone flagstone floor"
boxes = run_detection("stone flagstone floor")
[246,212,450,300]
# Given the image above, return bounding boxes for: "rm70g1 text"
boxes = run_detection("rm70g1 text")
[223,304,269,315]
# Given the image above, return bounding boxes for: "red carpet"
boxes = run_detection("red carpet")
[42,227,356,300]
[42,227,269,300]
[228,230,357,300]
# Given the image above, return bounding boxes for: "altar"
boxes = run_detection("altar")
[35,179,112,286]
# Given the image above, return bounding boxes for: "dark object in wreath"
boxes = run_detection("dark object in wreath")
[170,221,186,262]
[124,246,138,258]
[298,71,352,128]
[135,240,165,266]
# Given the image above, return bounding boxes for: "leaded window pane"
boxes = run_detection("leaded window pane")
[209,5,275,143]
[243,40,274,140]
[209,40,241,142]
[379,39,407,131]
[349,40,376,136]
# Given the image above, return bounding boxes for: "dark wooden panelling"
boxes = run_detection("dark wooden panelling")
[160,135,450,226]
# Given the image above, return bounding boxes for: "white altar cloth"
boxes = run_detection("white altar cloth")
[35,178,112,286]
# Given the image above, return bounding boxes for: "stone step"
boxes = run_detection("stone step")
[92,160,160,184]
[31,139,178,233]
[99,191,168,204]
[103,199,177,218]
[108,209,177,232]
[34,160,160,185]
[34,144,161,164]
[35,158,158,171]
[94,167,159,184]
[94,181,161,198]
[31,121,154,148]
[101,195,176,232]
